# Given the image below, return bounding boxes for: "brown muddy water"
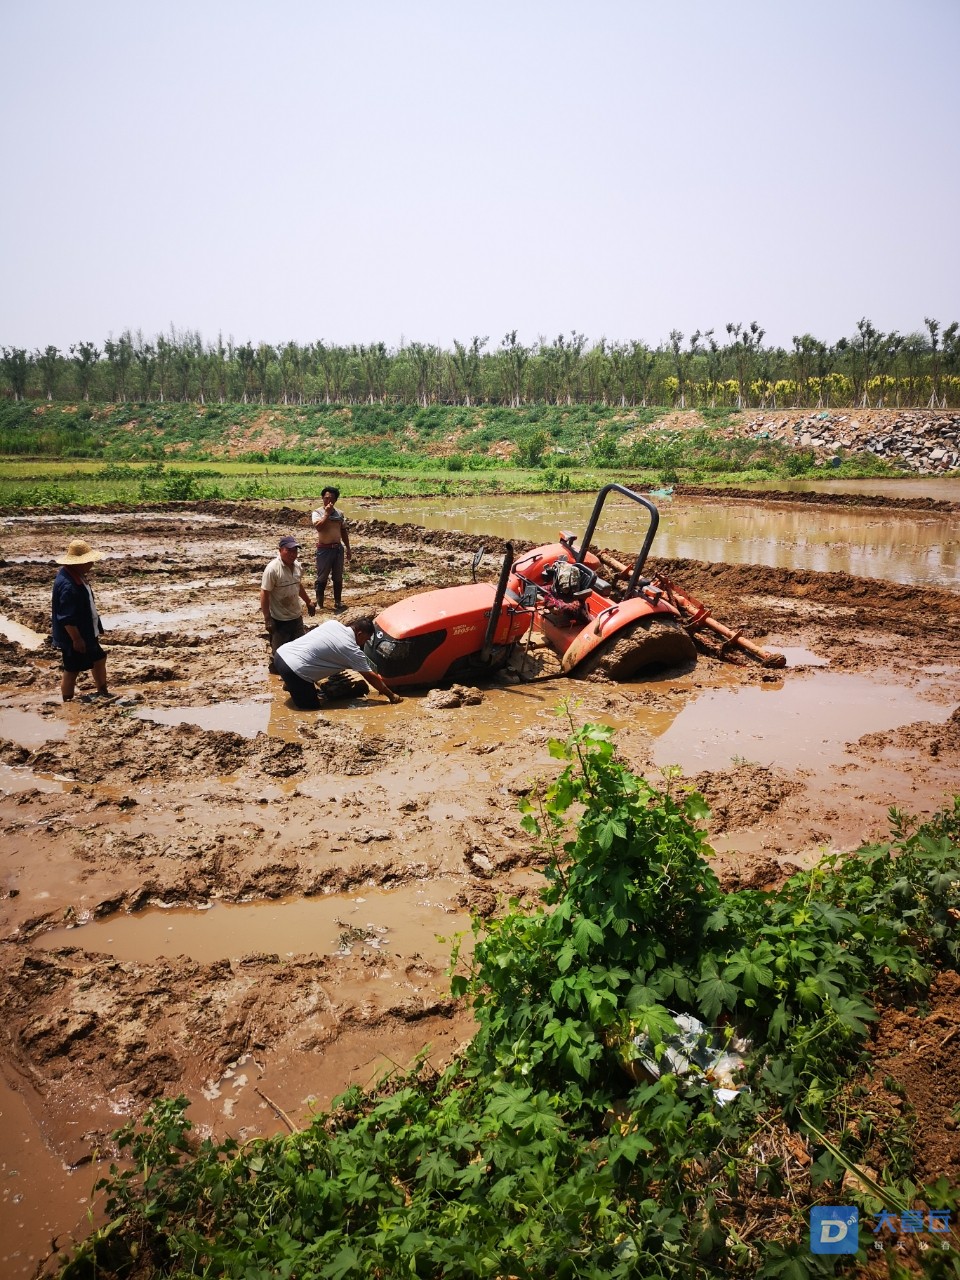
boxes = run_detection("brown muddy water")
[0,618,46,651]
[0,1075,97,1280]
[652,671,950,773]
[124,664,948,783]
[361,491,960,589]
[0,709,68,749]
[34,879,469,967]
[748,477,960,502]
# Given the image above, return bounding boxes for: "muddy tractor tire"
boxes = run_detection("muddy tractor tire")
[571,616,696,680]
[318,672,368,700]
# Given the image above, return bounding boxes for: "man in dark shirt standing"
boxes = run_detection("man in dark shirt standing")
[51,538,113,702]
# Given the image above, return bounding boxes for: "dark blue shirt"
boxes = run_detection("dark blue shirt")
[51,567,102,653]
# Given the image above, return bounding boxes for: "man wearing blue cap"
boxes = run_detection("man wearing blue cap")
[260,536,315,670]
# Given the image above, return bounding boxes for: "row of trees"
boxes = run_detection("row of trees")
[2,318,959,410]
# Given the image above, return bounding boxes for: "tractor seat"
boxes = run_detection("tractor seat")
[548,560,596,599]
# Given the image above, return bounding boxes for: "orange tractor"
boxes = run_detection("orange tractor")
[367,483,783,689]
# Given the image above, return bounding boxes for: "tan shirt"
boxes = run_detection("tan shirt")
[260,556,303,621]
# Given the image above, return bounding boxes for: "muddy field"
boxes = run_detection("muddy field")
[2,498,960,1275]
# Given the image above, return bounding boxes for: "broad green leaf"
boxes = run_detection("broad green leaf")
[572,915,603,957]
[696,971,738,1021]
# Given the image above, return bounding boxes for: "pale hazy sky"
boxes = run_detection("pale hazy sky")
[2,0,957,354]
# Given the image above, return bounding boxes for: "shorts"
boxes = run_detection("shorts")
[60,641,106,673]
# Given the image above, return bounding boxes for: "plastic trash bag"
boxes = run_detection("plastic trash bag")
[631,1011,749,1106]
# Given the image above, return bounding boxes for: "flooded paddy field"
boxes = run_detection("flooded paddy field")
[1,493,960,1275]
[361,483,960,588]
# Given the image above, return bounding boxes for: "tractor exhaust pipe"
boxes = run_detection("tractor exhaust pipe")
[481,541,515,663]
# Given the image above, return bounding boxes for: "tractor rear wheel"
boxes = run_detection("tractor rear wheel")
[571,616,696,680]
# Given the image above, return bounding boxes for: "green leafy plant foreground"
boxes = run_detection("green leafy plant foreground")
[61,723,960,1279]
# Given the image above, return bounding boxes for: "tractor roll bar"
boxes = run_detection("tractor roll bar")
[575,484,660,598]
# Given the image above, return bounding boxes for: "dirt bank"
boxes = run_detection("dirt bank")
[1,500,959,1275]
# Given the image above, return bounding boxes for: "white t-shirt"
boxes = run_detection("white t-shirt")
[83,580,102,634]
[261,556,303,621]
[277,619,374,681]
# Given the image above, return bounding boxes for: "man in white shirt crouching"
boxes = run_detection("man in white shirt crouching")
[274,612,401,710]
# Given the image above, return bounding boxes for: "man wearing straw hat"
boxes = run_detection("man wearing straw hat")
[52,538,114,702]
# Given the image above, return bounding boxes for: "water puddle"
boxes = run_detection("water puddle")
[423,680,598,746]
[2,512,225,526]
[34,879,467,965]
[150,577,240,593]
[0,1076,92,1280]
[763,477,960,503]
[133,683,579,747]
[0,616,47,651]
[0,709,69,748]
[108,602,229,630]
[201,1051,259,1115]
[779,646,830,668]
[653,671,949,773]
[135,697,279,738]
[0,764,71,795]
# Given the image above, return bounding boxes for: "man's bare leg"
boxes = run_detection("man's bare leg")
[91,658,109,695]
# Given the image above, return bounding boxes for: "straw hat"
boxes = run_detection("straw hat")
[56,539,105,565]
